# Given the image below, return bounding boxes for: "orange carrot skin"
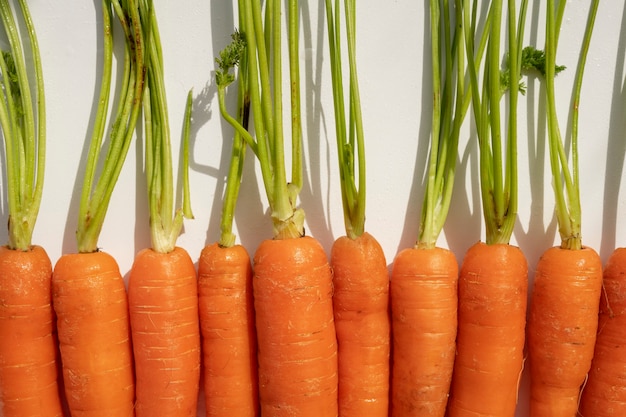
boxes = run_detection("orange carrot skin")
[0,245,64,417]
[447,242,527,417]
[128,246,201,417]
[528,246,602,417]
[390,246,458,417]
[253,236,338,417]
[52,250,135,417]
[331,232,390,417]
[198,242,259,417]
[579,247,626,416]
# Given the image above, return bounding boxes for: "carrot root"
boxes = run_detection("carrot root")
[331,232,390,417]
[128,246,201,417]
[390,246,458,417]
[198,242,259,417]
[253,236,338,417]
[0,245,64,417]
[52,251,135,417]
[447,242,527,417]
[528,246,602,417]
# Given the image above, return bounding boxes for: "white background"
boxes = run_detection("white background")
[1,1,625,416]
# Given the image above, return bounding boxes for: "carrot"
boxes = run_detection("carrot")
[323,1,389,415]
[390,246,458,416]
[53,251,135,416]
[447,1,530,415]
[448,242,528,416]
[528,247,602,416]
[197,31,259,417]
[526,1,602,416]
[222,0,338,413]
[198,243,258,417]
[0,1,64,415]
[330,233,389,416]
[127,2,200,415]
[389,1,469,415]
[254,236,337,416]
[52,1,145,415]
[0,247,64,417]
[578,247,626,416]
[128,247,200,417]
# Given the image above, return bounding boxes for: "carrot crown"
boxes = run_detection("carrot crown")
[76,0,146,254]
[0,0,45,251]
[140,0,193,254]
[417,0,470,250]
[463,0,528,245]
[538,0,599,251]
[218,0,305,241]
[324,0,367,240]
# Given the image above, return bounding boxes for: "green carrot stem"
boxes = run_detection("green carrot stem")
[76,0,145,253]
[0,0,45,251]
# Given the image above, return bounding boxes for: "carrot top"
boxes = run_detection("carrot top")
[218,0,304,240]
[139,0,193,254]
[324,0,366,240]
[417,0,472,249]
[538,0,599,250]
[0,0,45,251]
[76,0,146,253]
[463,0,529,245]
[215,30,251,248]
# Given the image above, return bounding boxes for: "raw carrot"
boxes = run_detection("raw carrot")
[254,236,338,416]
[448,242,528,416]
[528,246,602,416]
[222,0,338,413]
[578,247,626,416]
[447,1,530,415]
[52,1,145,416]
[198,243,258,417]
[526,1,601,416]
[0,1,64,415]
[390,246,457,416]
[128,247,200,417]
[53,251,135,416]
[127,2,200,415]
[331,233,389,416]
[389,1,468,415]
[324,1,389,415]
[197,31,259,417]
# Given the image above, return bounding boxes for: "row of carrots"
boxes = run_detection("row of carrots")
[0,1,623,417]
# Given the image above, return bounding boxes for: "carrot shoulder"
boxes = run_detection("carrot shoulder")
[0,245,64,417]
[390,246,457,417]
[128,246,200,417]
[528,246,602,417]
[198,242,258,417]
[331,232,389,416]
[447,242,527,417]
[579,247,626,416]
[253,236,338,417]
[52,251,135,417]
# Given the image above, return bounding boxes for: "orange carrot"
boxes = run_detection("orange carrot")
[526,1,601,416]
[390,246,457,416]
[578,247,626,416]
[446,242,527,416]
[52,1,145,415]
[128,247,200,417]
[0,246,64,417]
[52,251,135,417]
[253,236,338,417]
[528,246,602,416]
[198,243,258,417]
[331,233,389,416]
